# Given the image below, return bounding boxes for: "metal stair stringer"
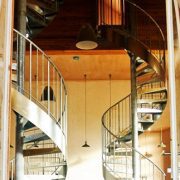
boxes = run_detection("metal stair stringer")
[11,87,66,156]
[99,0,167,179]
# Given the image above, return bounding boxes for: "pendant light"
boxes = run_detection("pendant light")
[157,127,166,148]
[76,24,98,50]
[40,86,56,101]
[144,131,152,158]
[82,74,90,147]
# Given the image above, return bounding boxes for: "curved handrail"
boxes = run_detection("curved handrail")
[12,82,66,135]
[13,29,67,127]
[100,1,167,177]
[99,0,166,67]
[124,0,165,42]
[13,29,67,93]
[102,112,166,177]
[102,81,167,178]
[123,0,166,67]
[12,29,68,176]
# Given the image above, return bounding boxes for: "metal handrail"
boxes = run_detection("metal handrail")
[13,29,67,93]
[99,2,167,178]
[99,0,166,66]
[124,0,165,42]
[12,29,67,177]
[102,81,167,178]
[123,0,166,67]
[102,117,166,175]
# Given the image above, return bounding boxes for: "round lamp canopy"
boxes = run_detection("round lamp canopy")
[76,24,98,50]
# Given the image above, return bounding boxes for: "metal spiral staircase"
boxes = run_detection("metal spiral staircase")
[10,29,67,179]
[99,0,167,179]
[24,0,63,38]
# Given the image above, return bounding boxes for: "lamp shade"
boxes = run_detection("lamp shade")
[41,86,56,101]
[82,141,90,147]
[76,24,98,50]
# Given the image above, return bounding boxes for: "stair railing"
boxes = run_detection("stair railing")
[102,80,167,179]
[102,98,166,179]
[24,144,65,175]
[98,0,166,68]
[13,29,67,136]
[99,0,167,179]
[12,29,67,177]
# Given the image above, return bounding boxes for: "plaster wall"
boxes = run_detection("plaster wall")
[66,80,130,180]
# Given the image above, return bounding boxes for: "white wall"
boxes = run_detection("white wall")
[66,80,130,180]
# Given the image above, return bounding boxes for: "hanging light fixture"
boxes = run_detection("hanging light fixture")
[143,132,152,158]
[76,24,98,50]
[157,127,166,148]
[40,86,56,101]
[82,74,90,147]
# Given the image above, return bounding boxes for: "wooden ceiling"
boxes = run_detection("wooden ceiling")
[48,50,130,80]
[33,0,167,51]
[29,0,167,81]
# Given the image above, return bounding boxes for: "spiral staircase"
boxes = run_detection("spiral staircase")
[10,1,68,179]
[99,0,167,179]
[24,0,64,38]
[11,9,67,180]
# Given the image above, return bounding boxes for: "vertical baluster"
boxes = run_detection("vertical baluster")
[11,160,14,180]
[60,77,63,128]
[126,145,128,179]
[56,74,59,122]
[65,87,68,155]
[36,49,39,100]
[53,66,55,117]
[154,164,156,179]
[110,0,112,24]
[48,60,50,115]
[29,43,32,99]
[122,100,124,132]
[121,0,125,26]
[113,140,115,173]
[42,53,44,103]
[118,103,120,134]
[105,119,107,168]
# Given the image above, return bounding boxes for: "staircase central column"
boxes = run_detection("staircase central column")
[15,0,26,179]
[129,52,140,179]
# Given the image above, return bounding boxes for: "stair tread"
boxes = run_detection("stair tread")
[137,108,162,113]
[137,75,161,85]
[137,98,167,104]
[136,62,150,73]
[24,133,49,143]
[138,119,154,123]
[139,87,166,94]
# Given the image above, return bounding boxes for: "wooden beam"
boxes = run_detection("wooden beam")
[23,147,60,156]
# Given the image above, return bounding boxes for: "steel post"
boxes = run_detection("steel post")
[129,52,139,179]
[15,0,26,179]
